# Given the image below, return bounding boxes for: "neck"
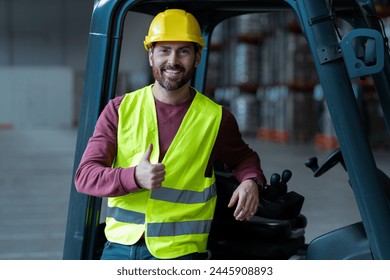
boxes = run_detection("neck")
[152,83,192,105]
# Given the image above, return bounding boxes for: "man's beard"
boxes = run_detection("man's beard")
[152,63,195,90]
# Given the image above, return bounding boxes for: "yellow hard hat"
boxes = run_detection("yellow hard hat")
[144,9,204,51]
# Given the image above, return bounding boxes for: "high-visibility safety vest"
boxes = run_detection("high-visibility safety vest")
[105,85,222,259]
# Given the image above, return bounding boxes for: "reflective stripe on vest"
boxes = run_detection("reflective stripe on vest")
[107,206,212,237]
[150,183,216,204]
[107,206,145,224]
[147,220,213,237]
[105,85,222,259]
[107,183,216,224]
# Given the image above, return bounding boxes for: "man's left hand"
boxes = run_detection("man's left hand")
[227,179,259,221]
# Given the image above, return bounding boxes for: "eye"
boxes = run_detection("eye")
[179,48,191,56]
[157,48,170,55]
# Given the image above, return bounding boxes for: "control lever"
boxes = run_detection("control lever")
[270,173,281,186]
[262,169,292,201]
[282,169,292,183]
[305,147,346,177]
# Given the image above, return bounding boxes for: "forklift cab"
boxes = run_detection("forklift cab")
[64,0,390,260]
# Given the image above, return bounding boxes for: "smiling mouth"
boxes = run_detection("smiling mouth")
[163,68,183,78]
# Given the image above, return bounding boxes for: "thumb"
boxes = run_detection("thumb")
[228,191,238,208]
[141,144,153,162]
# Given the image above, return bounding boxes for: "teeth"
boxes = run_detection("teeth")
[165,69,180,74]
[164,69,181,78]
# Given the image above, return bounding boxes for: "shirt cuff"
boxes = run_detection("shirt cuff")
[119,167,141,193]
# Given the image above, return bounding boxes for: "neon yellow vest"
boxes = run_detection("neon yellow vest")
[105,85,222,259]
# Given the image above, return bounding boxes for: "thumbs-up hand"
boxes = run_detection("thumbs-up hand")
[135,144,165,190]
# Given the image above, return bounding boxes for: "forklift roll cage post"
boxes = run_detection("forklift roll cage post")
[63,0,390,260]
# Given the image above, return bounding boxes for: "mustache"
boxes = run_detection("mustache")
[163,64,184,71]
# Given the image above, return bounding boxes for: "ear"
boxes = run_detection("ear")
[194,52,201,68]
[148,50,153,67]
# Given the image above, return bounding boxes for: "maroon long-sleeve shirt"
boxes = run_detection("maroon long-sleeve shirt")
[75,92,266,197]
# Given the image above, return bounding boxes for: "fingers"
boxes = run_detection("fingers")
[148,163,166,189]
[136,162,165,190]
[234,197,258,221]
[228,180,259,221]
[135,144,166,190]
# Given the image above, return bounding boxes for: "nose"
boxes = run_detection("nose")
[167,51,179,65]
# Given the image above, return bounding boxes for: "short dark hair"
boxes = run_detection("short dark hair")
[193,43,201,53]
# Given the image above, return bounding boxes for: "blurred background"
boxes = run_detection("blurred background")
[0,0,389,259]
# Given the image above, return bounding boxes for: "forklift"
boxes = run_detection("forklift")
[63,0,390,260]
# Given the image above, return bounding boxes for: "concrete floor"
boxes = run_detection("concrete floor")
[0,128,389,259]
